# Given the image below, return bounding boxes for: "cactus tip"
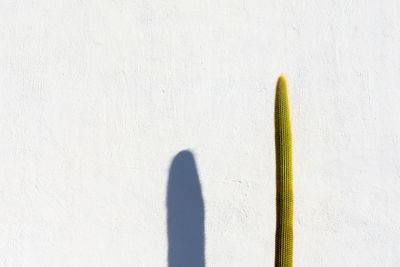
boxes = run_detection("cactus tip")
[277,74,287,84]
[278,73,286,79]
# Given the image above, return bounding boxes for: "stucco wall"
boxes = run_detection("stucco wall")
[1,1,399,266]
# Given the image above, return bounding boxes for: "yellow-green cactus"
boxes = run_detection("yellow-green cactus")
[274,74,293,267]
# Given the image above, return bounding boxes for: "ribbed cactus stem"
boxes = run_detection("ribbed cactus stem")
[274,74,293,267]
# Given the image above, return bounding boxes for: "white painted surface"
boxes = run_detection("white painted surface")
[0,1,399,266]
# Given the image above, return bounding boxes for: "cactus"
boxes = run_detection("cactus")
[274,74,293,267]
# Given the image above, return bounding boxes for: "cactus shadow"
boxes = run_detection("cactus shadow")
[167,150,205,267]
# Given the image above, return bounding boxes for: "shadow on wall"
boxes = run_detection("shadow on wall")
[167,150,205,267]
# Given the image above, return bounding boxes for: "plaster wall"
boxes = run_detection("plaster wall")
[0,1,399,266]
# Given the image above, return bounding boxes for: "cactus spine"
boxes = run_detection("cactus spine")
[274,74,293,267]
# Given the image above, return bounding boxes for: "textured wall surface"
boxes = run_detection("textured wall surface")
[1,1,399,266]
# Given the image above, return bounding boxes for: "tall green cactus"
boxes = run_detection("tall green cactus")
[274,74,293,267]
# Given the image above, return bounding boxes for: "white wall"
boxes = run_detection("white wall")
[1,1,399,266]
